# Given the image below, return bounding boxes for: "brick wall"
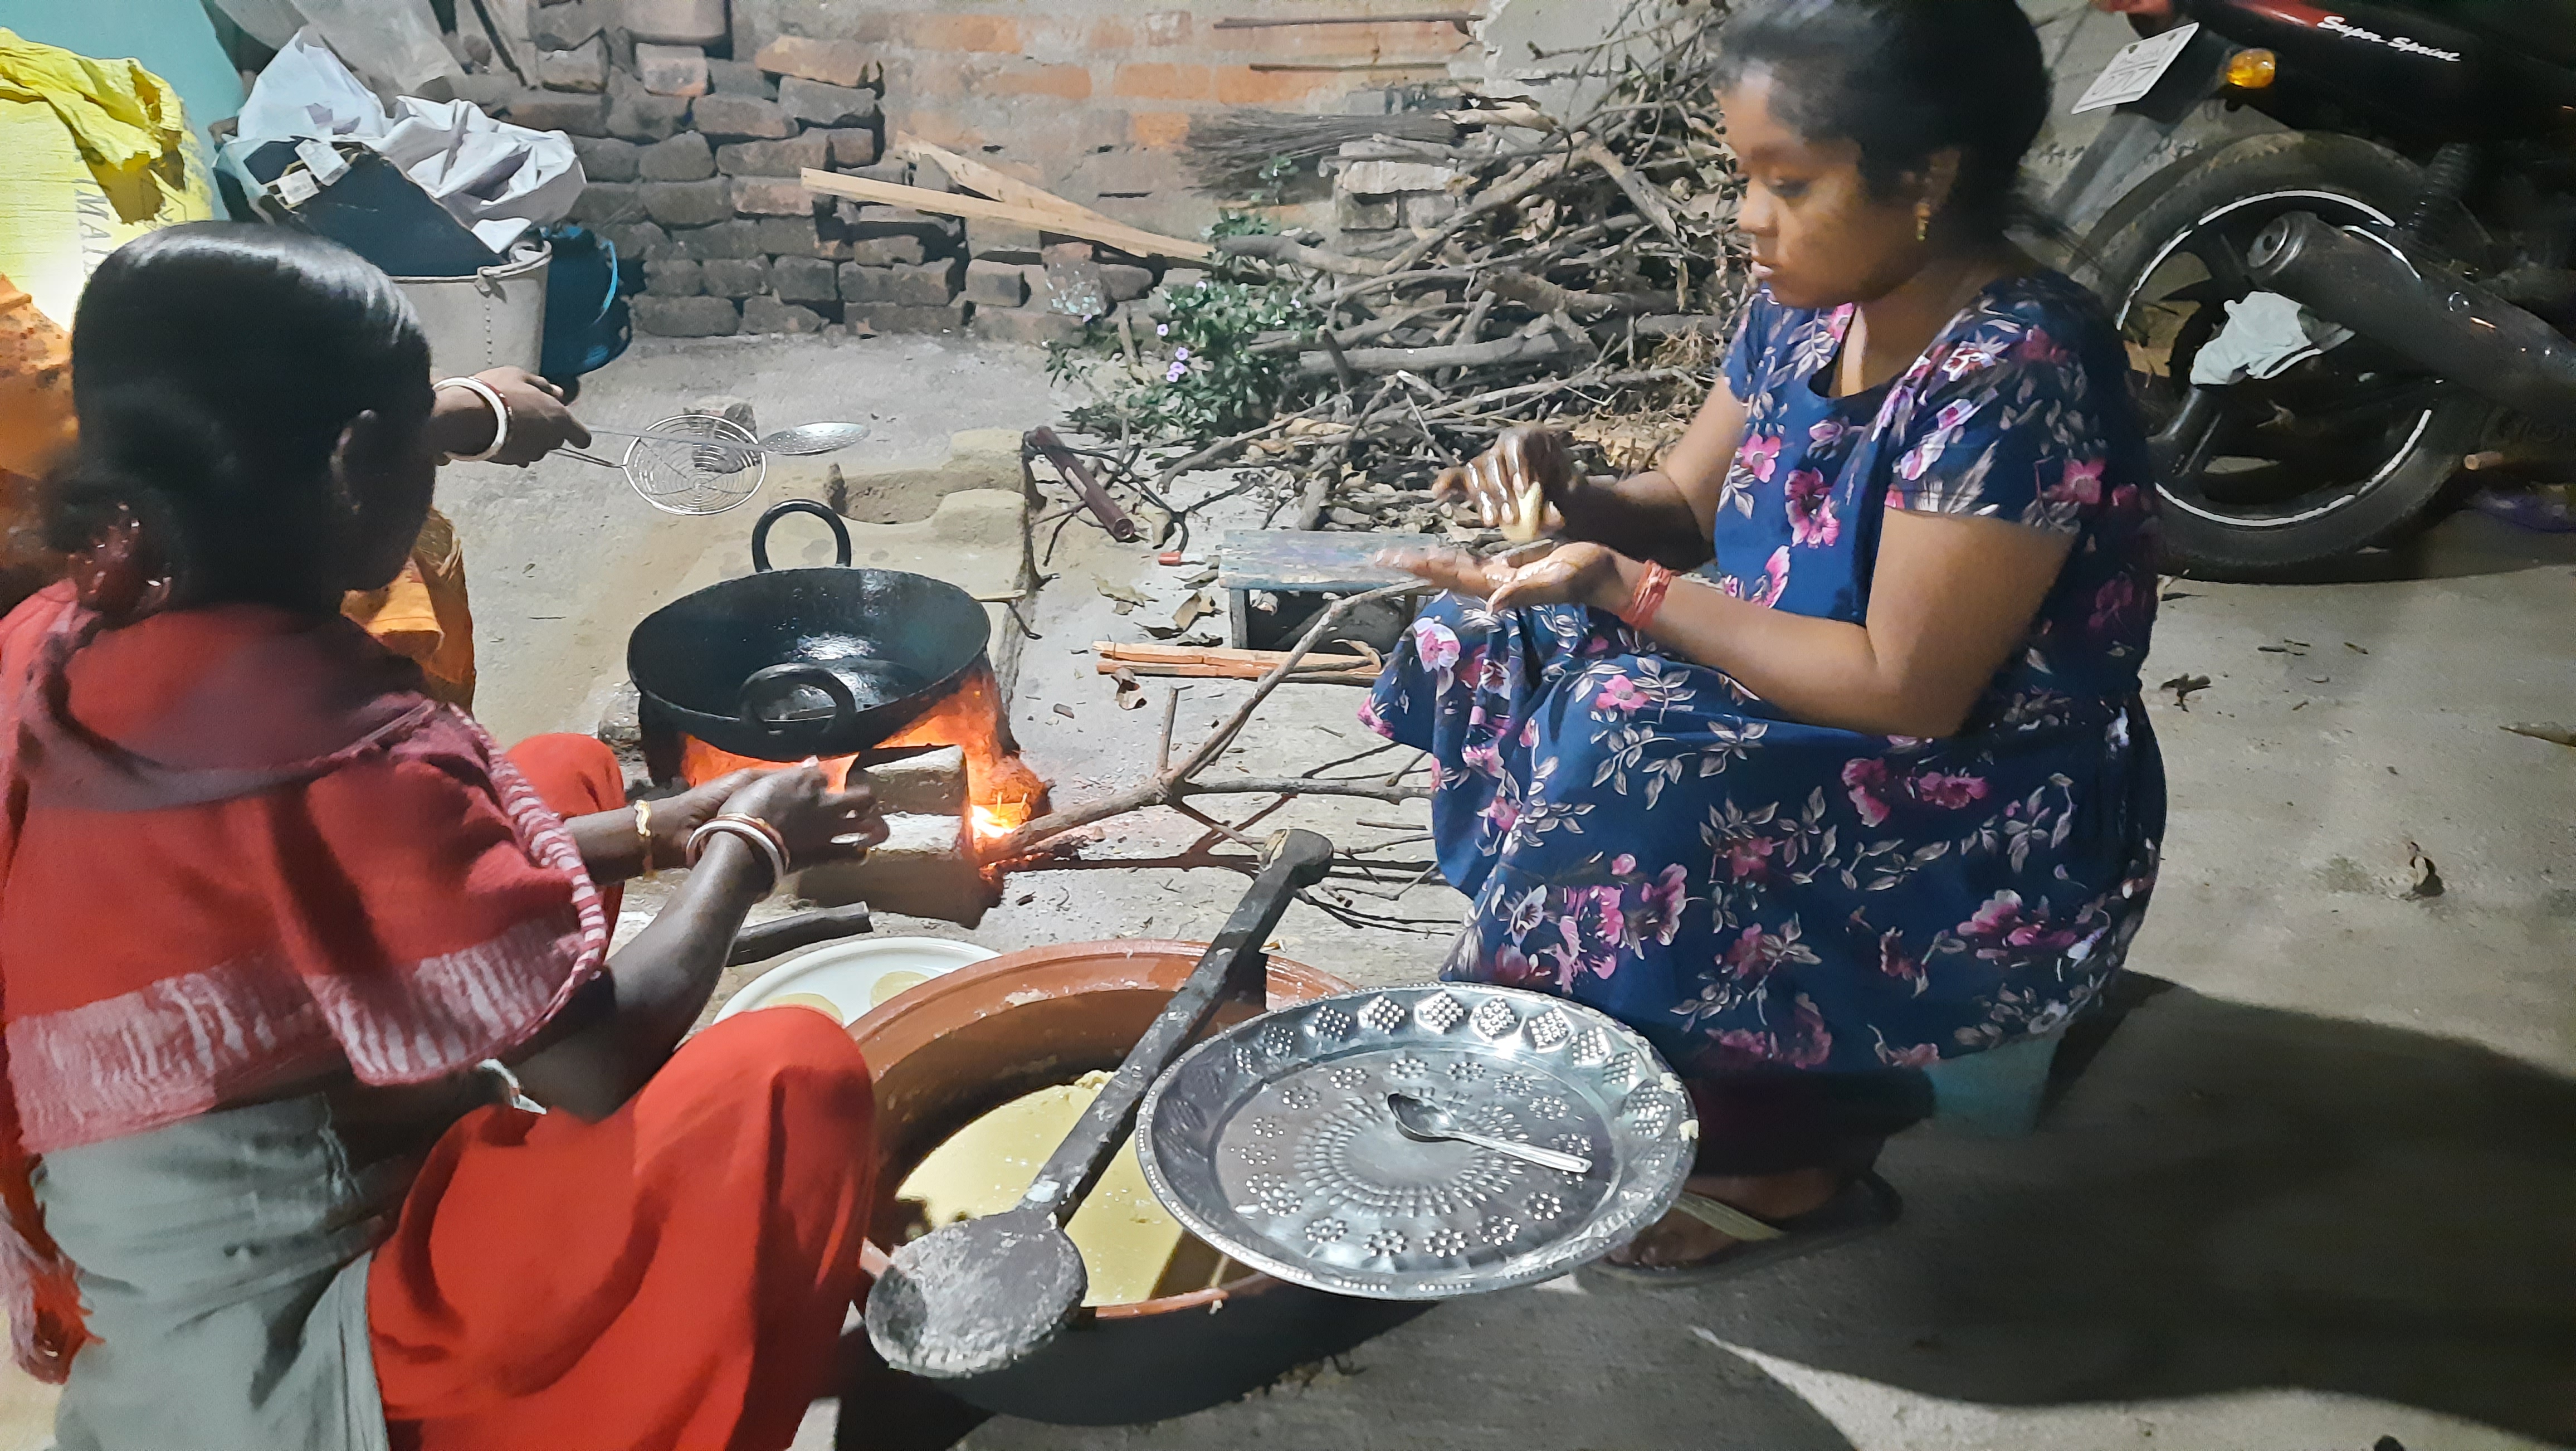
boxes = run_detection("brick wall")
[455,1,1492,342]
[735,2,1483,237]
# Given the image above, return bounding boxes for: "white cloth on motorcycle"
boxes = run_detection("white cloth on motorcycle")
[2190,292,2355,387]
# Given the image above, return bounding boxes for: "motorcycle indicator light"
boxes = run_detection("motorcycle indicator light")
[2226,49,2280,90]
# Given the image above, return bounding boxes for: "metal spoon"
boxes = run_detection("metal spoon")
[866,830,1336,1380]
[1387,1092,1592,1175]
[756,421,871,455]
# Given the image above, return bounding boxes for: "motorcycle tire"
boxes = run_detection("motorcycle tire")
[2079,132,2494,576]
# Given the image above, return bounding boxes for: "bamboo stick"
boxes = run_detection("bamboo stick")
[798,170,1215,261]
[892,136,1123,231]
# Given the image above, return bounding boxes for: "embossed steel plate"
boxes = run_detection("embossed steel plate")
[1134,985,1697,1299]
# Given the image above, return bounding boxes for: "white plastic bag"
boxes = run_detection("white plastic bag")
[236,30,582,253]
[235,28,387,139]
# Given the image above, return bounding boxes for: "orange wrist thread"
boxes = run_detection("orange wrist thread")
[1617,562,1675,631]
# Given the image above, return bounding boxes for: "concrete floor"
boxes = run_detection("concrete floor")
[606,327,2563,1451]
[2,332,2569,1449]
[864,473,2576,1451]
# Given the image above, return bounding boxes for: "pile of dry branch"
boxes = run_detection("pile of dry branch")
[1162,5,1750,538]
[989,8,1747,909]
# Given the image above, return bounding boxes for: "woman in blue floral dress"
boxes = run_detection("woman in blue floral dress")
[1365,0,2166,1277]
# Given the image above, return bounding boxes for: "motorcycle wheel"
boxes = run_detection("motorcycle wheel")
[2078,133,2493,575]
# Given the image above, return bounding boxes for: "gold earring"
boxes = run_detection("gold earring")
[1916,202,1933,243]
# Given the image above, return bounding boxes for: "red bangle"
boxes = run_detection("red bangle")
[1617,561,1675,631]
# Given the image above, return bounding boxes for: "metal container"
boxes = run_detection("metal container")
[1136,985,1696,1301]
[626,501,993,762]
[394,241,550,377]
[844,941,1423,1425]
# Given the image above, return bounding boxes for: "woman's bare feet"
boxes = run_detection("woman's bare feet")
[1604,1166,1845,1269]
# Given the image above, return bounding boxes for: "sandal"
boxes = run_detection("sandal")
[1583,1171,1902,1286]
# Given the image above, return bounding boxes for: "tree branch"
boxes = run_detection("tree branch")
[992,583,1422,860]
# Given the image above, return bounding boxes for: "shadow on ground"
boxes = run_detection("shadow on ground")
[1757,979,2576,1441]
[831,977,2576,1449]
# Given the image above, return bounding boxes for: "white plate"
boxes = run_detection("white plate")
[715,936,997,1026]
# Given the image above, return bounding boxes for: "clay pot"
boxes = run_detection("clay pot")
[846,939,1424,1425]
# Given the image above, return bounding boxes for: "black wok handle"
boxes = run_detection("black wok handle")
[1016,829,1335,1226]
[727,903,874,966]
[752,499,853,573]
[739,663,858,740]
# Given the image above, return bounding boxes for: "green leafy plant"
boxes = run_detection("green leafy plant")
[1052,270,1319,440]
[1208,208,1277,240]
[1246,154,1300,210]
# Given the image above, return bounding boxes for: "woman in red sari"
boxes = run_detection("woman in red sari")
[0,224,891,1451]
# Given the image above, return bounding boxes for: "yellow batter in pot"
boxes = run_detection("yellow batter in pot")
[897,1072,1227,1307]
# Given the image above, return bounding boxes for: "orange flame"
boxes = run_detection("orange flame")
[970,800,1033,841]
[679,738,856,790]
[676,660,1051,865]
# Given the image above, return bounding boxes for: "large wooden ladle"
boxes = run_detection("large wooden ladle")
[863,829,1336,1379]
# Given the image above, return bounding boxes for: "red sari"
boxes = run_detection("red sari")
[0,583,876,1451]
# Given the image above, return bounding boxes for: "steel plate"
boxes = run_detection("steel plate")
[1135,985,1697,1299]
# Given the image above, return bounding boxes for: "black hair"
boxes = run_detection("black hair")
[1713,0,2054,244]
[48,223,431,607]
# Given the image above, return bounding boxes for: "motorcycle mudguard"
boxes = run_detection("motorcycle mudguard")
[2050,25,2242,236]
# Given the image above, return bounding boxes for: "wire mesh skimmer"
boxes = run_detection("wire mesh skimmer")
[565,413,769,517]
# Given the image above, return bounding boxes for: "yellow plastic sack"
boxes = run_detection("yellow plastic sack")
[0,30,215,330]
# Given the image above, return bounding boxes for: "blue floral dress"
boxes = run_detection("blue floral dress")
[1363,272,2167,1077]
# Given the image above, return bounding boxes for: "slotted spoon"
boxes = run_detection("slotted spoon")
[562,418,870,517]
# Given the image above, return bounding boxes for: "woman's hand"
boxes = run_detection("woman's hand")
[1381,542,1632,614]
[430,367,592,465]
[717,763,888,871]
[642,769,757,867]
[518,771,877,1121]
[1434,426,1575,542]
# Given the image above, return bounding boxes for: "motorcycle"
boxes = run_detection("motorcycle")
[2054,0,2576,572]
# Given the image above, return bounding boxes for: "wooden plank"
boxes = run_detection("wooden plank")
[1247,61,1460,72]
[1217,529,1441,593]
[1214,12,1480,26]
[798,169,1214,261]
[1098,660,1378,681]
[1099,660,1380,683]
[893,136,1119,231]
[1096,642,1377,668]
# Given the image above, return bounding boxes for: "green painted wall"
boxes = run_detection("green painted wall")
[0,0,245,148]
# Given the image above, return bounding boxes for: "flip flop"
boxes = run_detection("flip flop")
[1583,1171,1902,1286]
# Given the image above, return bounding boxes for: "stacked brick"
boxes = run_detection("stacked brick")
[497,20,1176,340]
[514,28,964,337]
[779,7,1479,240]
[957,236,1165,348]
[426,1,1473,341]
[1327,141,1467,257]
